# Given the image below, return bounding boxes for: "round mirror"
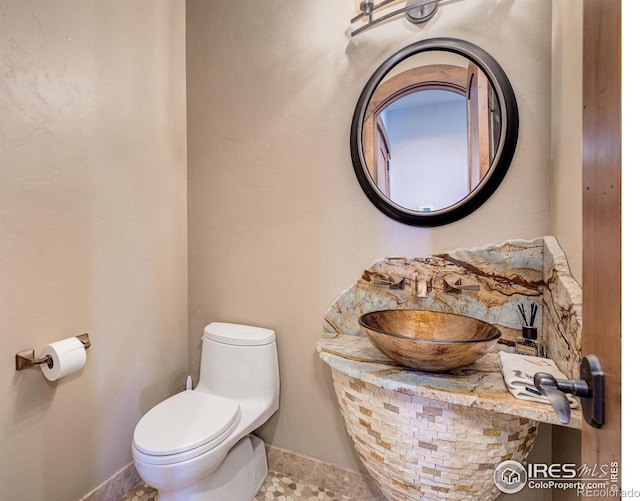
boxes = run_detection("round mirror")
[351,38,519,226]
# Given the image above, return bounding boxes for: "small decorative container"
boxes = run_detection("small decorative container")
[515,326,543,357]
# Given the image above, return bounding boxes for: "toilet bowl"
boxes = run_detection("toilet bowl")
[132,322,280,501]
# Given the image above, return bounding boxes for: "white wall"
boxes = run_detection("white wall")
[187,0,553,473]
[0,2,188,499]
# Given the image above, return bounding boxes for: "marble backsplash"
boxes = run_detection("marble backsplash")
[543,237,582,378]
[324,236,581,379]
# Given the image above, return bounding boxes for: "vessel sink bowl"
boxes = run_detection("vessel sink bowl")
[358,309,501,372]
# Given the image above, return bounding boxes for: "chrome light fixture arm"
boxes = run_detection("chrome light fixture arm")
[350,0,441,36]
[351,0,397,23]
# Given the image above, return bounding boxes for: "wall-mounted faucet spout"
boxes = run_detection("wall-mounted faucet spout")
[415,276,432,298]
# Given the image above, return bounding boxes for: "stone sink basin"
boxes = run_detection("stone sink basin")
[358,309,501,372]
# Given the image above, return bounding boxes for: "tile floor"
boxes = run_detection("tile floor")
[120,472,354,501]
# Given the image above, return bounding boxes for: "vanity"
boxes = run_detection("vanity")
[316,237,583,500]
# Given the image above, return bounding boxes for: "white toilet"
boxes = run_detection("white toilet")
[132,322,280,501]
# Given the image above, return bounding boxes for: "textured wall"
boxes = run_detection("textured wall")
[549,1,583,497]
[187,0,553,471]
[551,0,583,285]
[0,2,188,500]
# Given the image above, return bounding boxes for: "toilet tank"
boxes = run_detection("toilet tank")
[197,323,279,407]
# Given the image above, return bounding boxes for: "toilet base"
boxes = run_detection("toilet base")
[157,434,268,501]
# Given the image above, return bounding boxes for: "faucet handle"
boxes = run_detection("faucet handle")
[373,275,406,289]
[443,277,480,293]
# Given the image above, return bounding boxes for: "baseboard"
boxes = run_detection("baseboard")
[78,445,385,501]
[265,444,387,500]
[79,462,141,501]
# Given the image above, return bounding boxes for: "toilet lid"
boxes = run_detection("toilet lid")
[133,390,240,456]
[203,322,275,346]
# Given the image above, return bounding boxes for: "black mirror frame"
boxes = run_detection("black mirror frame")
[350,38,519,227]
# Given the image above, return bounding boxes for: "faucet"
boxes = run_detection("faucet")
[370,274,433,295]
[415,276,432,298]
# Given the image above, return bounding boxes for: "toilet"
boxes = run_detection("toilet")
[132,322,280,501]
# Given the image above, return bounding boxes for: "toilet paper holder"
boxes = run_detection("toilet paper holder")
[15,333,91,371]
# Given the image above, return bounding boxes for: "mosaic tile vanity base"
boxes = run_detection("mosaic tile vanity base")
[119,472,354,501]
[332,371,538,501]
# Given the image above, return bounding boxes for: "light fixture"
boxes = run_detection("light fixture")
[349,0,441,36]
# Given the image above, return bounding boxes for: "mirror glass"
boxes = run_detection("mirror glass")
[351,38,518,226]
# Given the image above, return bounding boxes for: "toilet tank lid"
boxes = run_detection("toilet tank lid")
[203,322,275,346]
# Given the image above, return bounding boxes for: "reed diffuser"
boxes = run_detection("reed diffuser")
[515,302,543,357]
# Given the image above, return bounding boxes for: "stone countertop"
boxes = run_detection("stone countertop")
[317,333,582,429]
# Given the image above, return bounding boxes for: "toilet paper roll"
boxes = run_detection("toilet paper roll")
[39,337,87,381]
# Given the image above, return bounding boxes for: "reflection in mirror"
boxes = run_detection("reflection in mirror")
[351,38,518,227]
[362,53,500,213]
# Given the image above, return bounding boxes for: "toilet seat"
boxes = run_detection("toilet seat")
[133,390,240,465]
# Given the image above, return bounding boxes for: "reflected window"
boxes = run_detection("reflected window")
[381,89,468,211]
[362,59,500,213]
